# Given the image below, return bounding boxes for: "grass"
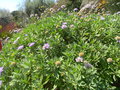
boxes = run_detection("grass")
[0,11,120,89]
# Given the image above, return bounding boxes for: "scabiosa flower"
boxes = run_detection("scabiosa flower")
[79,52,84,57]
[75,57,83,62]
[115,36,120,40]
[115,11,120,14]
[107,58,113,63]
[61,5,66,8]
[55,61,61,66]
[100,16,105,20]
[13,37,20,44]
[117,40,120,43]
[84,61,93,68]
[24,34,28,36]
[57,8,61,11]
[61,24,67,29]
[42,43,50,50]
[28,42,35,47]
[62,22,67,25]
[17,45,24,50]
[73,8,78,12]
[70,24,74,28]
[0,81,2,86]
[50,8,54,12]
[0,67,3,75]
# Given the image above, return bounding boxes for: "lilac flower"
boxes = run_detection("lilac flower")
[73,8,78,11]
[42,43,50,50]
[117,40,120,43]
[57,8,61,11]
[100,16,105,20]
[24,34,28,36]
[28,42,35,47]
[0,81,2,86]
[84,61,93,68]
[17,45,24,50]
[62,22,67,25]
[13,37,20,44]
[115,11,120,14]
[61,24,67,29]
[0,67,3,75]
[75,57,83,62]
[61,5,66,8]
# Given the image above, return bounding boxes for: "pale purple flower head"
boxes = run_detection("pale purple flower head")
[42,43,50,50]
[100,16,105,20]
[0,81,2,86]
[61,24,67,29]
[75,57,83,62]
[115,11,120,14]
[17,45,24,50]
[73,8,78,11]
[13,37,20,44]
[61,5,66,8]
[28,42,35,47]
[0,67,3,75]
[84,61,93,68]
[117,40,120,43]
[62,22,67,25]
[57,8,61,11]
[24,34,28,36]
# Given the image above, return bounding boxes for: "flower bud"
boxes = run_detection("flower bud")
[115,36,120,40]
[79,52,84,57]
[107,58,113,63]
[55,61,61,66]
[11,62,17,66]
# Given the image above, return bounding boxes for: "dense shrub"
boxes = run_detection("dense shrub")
[106,0,120,13]
[0,11,120,89]
[0,9,13,26]
[0,9,15,39]
[24,0,55,17]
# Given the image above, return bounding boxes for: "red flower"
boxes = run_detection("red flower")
[0,41,2,51]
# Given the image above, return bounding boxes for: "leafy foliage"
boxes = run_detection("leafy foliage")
[0,10,120,89]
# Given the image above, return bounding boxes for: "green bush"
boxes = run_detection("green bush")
[0,9,13,26]
[0,11,120,89]
[24,0,55,17]
[106,0,120,13]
